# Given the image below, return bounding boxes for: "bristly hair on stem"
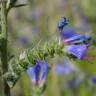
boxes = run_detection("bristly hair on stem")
[0,0,11,96]
[4,39,65,88]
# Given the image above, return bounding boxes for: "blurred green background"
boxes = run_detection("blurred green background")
[6,0,96,96]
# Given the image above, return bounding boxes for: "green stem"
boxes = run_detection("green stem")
[0,1,10,96]
[32,86,43,96]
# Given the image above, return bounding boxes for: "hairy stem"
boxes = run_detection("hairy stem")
[0,0,10,96]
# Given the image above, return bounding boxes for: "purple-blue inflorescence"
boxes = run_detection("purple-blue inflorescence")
[58,17,91,60]
[27,60,49,87]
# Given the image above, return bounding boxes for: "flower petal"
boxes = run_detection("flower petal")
[39,61,49,87]
[61,27,91,44]
[65,45,88,59]
[27,67,36,85]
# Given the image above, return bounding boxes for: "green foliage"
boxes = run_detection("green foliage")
[3,39,64,88]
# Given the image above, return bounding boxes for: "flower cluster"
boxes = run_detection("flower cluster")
[58,17,91,60]
[55,17,96,91]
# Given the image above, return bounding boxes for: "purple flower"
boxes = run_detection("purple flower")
[61,27,78,39]
[27,60,49,87]
[65,45,88,59]
[90,76,96,84]
[20,37,28,45]
[60,27,91,44]
[54,60,77,75]
[67,36,91,44]
[66,75,84,88]
[58,17,69,31]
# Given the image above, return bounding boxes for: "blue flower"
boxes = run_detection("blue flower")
[67,35,91,45]
[61,27,77,39]
[27,60,49,87]
[66,76,84,88]
[54,60,77,75]
[58,17,69,32]
[20,37,28,45]
[90,76,96,84]
[60,27,91,44]
[65,45,88,60]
